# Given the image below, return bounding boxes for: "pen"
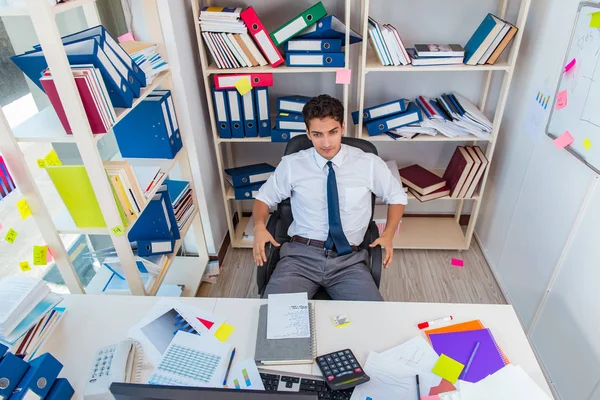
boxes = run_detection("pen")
[417,315,453,329]
[223,348,236,386]
[415,374,420,400]
[460,341,480,380]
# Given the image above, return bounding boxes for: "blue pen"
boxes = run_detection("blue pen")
[223,348,236,386]
[460,341,480,380]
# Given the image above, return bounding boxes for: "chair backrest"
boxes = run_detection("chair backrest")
[272,135,378,245]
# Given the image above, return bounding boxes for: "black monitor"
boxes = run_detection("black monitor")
[110,383,318,400]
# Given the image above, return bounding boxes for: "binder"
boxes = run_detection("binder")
[365,102,423,136]
[297,15,362,44]
[270,2,327,46]
[240,7,284,67]
[214,73,273,90]
[11,353,63,400]
[255,87,271,137]
[233,182,264,200]
[271,129,305,142]
[241,90,258,138]
[0,353,29,399]
[147,90,182,150]
[45,378,74,400]
[224,163,276,187]
[351,98,409,124]
[286,52,344,67]
[0,343,7,357]
[226,89,244,138]
[275,113,305,131]
[136,239,175,257]
[284,38,342,53]
[277,95,311,113]
[212,88,232,138]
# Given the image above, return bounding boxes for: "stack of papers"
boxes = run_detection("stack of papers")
[457,364,551,399]
[120,41,169,85]
[198,7,247,33]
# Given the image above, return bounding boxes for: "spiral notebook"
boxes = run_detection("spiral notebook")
[254,304,316,365]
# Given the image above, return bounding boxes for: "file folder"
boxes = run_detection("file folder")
[136,239,175,257]
[45,378,74,400]
[365,102,423,136]
[277,95,311,113]
[284,38,342,53]
[351,98,409,124]
[224,163,276,187]
[213,88,232,138]
[255,87,271,137]
[214,73,273,89]
[226,89,244,138]
[270,2,327,46]
[0,343,7,357]
[11,353,62,400]
[234,182,264,200]
[286,52,344,67]
[0,353,29,399]
[276,113,306,131]
[240,7,284,67]
[241,90,258,138]
[147,90,182,151]
[297,15,362,44]
[271,129,306,142]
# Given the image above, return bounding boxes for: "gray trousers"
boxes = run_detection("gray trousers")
[263,241,384,301]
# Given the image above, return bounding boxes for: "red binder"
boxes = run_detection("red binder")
[240,7,284,67]
[214,73,274,89]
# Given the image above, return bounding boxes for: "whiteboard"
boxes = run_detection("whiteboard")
[546,2,600,175]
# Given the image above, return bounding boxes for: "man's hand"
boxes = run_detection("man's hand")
[253,225,280,266]
[369,232,394,269]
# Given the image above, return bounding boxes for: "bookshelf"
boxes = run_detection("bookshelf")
[0,0,210,296]
[355,0,532,250]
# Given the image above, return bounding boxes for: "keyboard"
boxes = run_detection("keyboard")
[259,369,354,400]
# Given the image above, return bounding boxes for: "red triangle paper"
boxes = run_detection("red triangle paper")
[197,317,215,330]
[429,379,456,395]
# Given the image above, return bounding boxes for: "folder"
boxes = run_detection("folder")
[147,90,182,151]
[351,98,409,124]
[270,2,327,46]
[136,239,175,257]
[45,378,74,400]
[365,102,423,136]
[241,90,258,138]
[255,87,271,137]
[271,129,306,143]
[286,52,344,67]
[0,343,7,357]
[213,88,232,138]
[284,38,342,53]
[276,113,306,131]
[214,73,273,90]
[224,163,276,187]
[225,90,244,138]
[0,353,29,399]
[233,182,264,200]
[11,353,62,400]
[297,15,362,44]
[277,95,311,114]
[240,7,284,67]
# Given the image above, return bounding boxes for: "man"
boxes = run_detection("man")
[252,94,407,301]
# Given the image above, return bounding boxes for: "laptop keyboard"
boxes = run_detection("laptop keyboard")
[260,372,354,399]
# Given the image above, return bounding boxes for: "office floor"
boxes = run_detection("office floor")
[199,239,507,304]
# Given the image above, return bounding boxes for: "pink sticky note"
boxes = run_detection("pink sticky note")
[46,248,53,263]
[556,90,568,109]
[451,258,464,267]
[421,396,440,400]
[118,32,135,43]
[554,131,574,149]
[336,68,351,85]
[564,58,576,72]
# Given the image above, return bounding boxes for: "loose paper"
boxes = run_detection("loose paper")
[554,131,574,149]
[432,354,464,384]
[43,149,62,167]
[555,90,568,109]
[450,258,464,267]
[19,261,31,272]
[350,352,418,400]
[234,77,252,96]
[226,357,265,390]
[267,292,310,339]
[118,32,135,43]
[584,137,592,150]
[4,228,18,244]
[111,225,125,236]
[590,11,600,28]
[17,199,32,220]
[336,68,352,84]
[215,323,235,342]
[564,58,576,73]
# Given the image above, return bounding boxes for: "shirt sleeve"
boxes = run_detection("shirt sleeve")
[255,157,292,207]
[370,156,408,205]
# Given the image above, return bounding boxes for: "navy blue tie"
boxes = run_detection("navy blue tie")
[324,161,352,255]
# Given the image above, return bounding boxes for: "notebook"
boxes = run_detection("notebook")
[255,304,316,365]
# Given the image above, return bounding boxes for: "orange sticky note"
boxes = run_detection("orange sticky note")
[554,131,574,149]
[111,225,125,236]
[17,199,32,220]
[234,77,252,96]
[19,261,31,272]
[118,32,135,43]
[4,228,18,244]
[591,11,600,28]
[584,137,592,150]
[555,90,568,109]
[33,245,48,266]
[336,68,351,84]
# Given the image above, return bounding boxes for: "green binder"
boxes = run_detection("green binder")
[270,2,327,46]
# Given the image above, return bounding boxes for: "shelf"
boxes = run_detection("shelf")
[205,63,343,75]
[161,255,207,297]
[232,216,253,248]
[217,137,272,143]
[364,51,511,73]
[0,0,96,16]
[361,130,492,142]
[114,71,171,123]
[393,217,466,249]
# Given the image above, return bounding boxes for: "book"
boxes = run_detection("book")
[406,48,464,66]
[486,23,518,64]
[399,165,447,195]
[443,147,475,198]
[464,13,507,65]
[414,44,465,58]
[255,304,316,365]
[458,147,483,198]
[409,186,450,202]
[465,146,488,198]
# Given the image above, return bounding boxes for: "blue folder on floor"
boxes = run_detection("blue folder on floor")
[11,353,62,400]
[0,353,29,399]
[224,163,276,187]
[45,378,74,400]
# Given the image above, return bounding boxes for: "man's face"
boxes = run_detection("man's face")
[305,117,345,160]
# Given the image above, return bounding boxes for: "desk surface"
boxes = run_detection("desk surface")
[38,295,553,398]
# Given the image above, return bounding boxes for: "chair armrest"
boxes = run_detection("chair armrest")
[367,221,382,288]
[257,211,280,295]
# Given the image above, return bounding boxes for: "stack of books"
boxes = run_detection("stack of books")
[134,166,167,198]
[367,17,411,66]
[272,95,312,142]
[406,44,465,66]
[120,41,169,85]
[0,156,16,200]
[224,163,275,201]
[464,13,518,66]
[164,180,195,230]
[351,98,423,137]
[105,161,146,225]
[399,165,450,202]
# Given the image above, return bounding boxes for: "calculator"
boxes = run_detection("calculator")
[315,349,370,391]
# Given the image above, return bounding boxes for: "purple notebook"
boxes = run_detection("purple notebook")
[429,328,507,383]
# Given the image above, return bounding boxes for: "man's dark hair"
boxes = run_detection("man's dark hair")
[302,94,344,129]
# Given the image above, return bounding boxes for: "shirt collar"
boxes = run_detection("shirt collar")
[313,144,347,170]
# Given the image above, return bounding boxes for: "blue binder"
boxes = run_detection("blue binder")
[254,87,271,138]
[296,15,362,44]
[147,90,183,154]
[226,89,244,138]
[271,129,305,143]
[45,378,74,400]
[365,102,423,136]
[0,353,29,399]
[285,52,345,67]
[234,182,264,200]
[11,353,62,400]
[164,179,190,206]
[212,88,232,138]
[11,38,134,108]
[277,95,311,114]
[284,38,342,53]
[241,90,258,138]
[275,113,305,131]
[113,93,182,159]
[352,99,409,124]
[224,163,275,187]
[0,343,7,357]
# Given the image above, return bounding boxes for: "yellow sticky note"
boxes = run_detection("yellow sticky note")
[44,149,62,167]
[17,199,32,220]
[4,228,18,244]
[591,11,600,28]
[584,137,592,150]
[19,261,31,272]
[37,159,47,168]
[234,77,252,96]
[431,354,464,384]
[111,225,125,236]
[215,323,235,342]
[33,245,48,266]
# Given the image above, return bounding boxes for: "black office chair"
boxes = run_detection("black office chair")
[256,135,383,300]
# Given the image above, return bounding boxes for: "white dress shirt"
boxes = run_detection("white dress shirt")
[255,144,407,246]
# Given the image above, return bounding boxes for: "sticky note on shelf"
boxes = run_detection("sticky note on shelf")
[591,11,600,28]
[432,354,464,384]
[555,90,568,109]
[17,199,32,220]
[450,258,464,267]
[111,225,125,236]
[564,58,576,73]
[234,77,252,96]
[554,131,574,149]
[584,137,592,150]
[336,68,351,85]
[33,245,48,266]
[19,261,31,272]
[215,323,235,342]
[4,228,18,244]
[118,31,135,43]
[44,149,62,167]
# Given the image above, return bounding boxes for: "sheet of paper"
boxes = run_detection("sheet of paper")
[432,354,464,384]
[226,357,265,390]
[350,352,418,400]
[0,277,43,323]
[438,390,461,400]
[267,293,310,339]
[523,83,552,143]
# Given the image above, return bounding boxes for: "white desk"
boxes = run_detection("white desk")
[38,296,553,398]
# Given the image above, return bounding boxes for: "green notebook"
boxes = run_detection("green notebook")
[270,2,327,46]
